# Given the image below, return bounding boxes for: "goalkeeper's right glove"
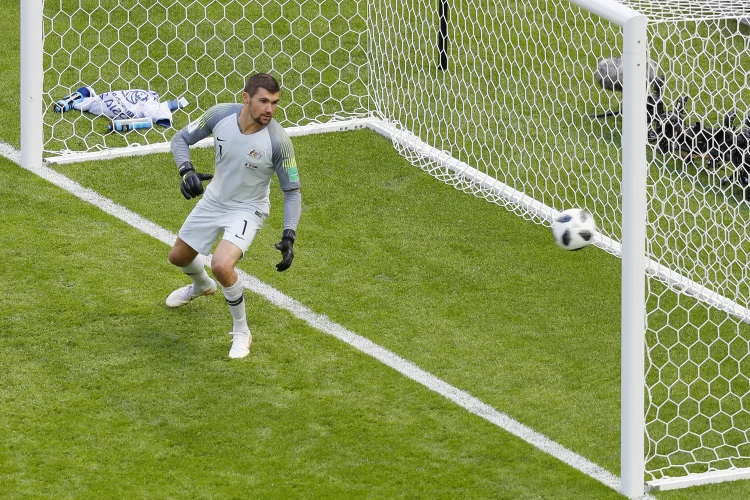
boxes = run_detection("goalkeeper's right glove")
[178,161,213,199]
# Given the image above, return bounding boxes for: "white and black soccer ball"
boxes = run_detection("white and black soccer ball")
[552,208,597,251]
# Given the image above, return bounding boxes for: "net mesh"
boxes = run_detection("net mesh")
[369,0,750,481]
[41,0,750,484]
[620,1,750,22]
[43,0,370,155]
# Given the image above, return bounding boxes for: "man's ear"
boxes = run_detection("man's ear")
[242,92,250,104]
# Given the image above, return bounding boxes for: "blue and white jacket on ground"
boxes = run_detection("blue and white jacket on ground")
[73,89,187,127]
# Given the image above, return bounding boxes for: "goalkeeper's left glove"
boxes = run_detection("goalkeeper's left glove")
[274,229,295,272]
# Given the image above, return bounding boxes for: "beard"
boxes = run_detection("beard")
[253,111,273,125]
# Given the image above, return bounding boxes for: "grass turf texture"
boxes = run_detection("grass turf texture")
[4,128,750,499]
[2,150,626,499]
[8,0,750,497]
[20,128,746,500]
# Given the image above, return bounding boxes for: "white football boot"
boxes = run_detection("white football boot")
[165,281,217,308]
[228,330,252,359]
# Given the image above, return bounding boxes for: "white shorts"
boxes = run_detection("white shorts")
[178,201,268,256]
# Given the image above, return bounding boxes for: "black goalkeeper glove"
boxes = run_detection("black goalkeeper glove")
[274,229,295,272]
[178,161,213,199]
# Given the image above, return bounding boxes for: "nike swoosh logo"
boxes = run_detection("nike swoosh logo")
[234,234,244,240]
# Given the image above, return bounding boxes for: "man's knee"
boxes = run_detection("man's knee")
[211,240,243,284]
[168,249,185,267]
[210,258,234,283]
[168,240,198,267]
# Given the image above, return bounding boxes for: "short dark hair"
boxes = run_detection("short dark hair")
[244,73,280,98]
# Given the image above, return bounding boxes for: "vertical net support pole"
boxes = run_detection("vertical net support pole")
[620,12,648,499]
[438,0,448,71]
[21,0,44,170]
[566,1,647,496]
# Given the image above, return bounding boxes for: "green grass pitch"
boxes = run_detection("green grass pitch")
[5,1,750,499]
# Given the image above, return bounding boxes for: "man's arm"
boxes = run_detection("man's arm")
[171,127,202,168]
[273,188,301,271]
[170,104,241,199]
[282,188,302,232]
[268,120,302,271]
[171,103,243,166]
[171,119,212,199]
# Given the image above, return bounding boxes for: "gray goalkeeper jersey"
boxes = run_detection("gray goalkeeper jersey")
[171,104,301,228]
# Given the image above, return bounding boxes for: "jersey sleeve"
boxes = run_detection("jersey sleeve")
[171,104,242,167]
[268,120,301,192]
[268,120,302,230]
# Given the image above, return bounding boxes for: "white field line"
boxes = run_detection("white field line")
[2,143,655,499]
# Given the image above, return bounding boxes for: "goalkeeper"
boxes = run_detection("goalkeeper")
[165,73,301,359]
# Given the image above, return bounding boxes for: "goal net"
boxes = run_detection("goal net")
[374,1,750,490]
[43,0,370,157]
[35,0,750,493]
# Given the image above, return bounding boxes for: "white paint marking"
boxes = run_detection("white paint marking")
[3,142,653,499]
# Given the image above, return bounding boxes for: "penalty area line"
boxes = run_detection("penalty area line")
[2,144,650,499]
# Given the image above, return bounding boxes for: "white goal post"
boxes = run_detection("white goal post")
[21,0,750,497]
[585,6,647,498]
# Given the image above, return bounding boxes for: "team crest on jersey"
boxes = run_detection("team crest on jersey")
[245,149,263,169]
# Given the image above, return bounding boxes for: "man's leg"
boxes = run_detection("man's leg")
[165,238,217,308]
[212,239,251,358]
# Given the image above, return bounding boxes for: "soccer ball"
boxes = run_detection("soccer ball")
[552,208,597,251]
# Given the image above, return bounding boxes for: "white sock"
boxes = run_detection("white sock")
[180,256,213,292]
[222,279,249,333]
